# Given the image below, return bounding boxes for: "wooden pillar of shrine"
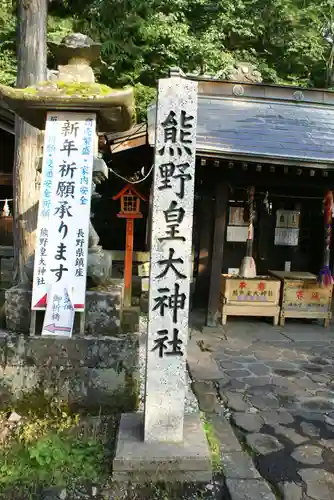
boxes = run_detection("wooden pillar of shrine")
[205,182,228,328]
[193,192,214,308]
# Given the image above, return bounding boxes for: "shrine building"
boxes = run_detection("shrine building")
[109,74,334,329]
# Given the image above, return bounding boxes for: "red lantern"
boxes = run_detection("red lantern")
[113,184,147,307]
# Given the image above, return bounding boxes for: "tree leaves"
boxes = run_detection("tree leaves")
[0,0,333,121]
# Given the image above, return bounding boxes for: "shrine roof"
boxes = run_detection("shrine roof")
[147,77,334,167]
[106,123,147,153]
[0,101,14,135]
[112,183,147,201]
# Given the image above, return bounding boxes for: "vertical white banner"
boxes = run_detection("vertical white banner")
[144,77,198,443]
[32,112,96,319]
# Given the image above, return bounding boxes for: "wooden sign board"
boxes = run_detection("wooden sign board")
[222,277,280,305]
[284,281,332,312]
[32,111,95,314]
[276,210,300,229]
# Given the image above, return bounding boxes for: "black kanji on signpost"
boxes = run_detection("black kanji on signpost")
[159,225,185,242]
[74,229,85,278]
[76,247,84,257]
[60,139,78,157]
[54,242,67,261]
[60,138,78,156]
[54,201,73,219]
[152,331,168,357]
[76,237,84,247]
[158,110,194,156]
[58,221,68,239]
[164,200,185,224]
[59,161,77,179]
[158,162,192,199]
[156,248,186,279]
[180,110,194,128]
[56,181,75,199]
[173,163,191,199]
[153,283,186,323]
[61,121,79,138]
[152,328,184,357]
[158,162,175,190]
[50,263,68,282]
[160,198,186,242]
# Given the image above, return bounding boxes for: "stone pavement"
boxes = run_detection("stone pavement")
[189,317,334,500]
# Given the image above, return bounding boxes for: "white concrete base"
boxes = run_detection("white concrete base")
[113,412,212,483]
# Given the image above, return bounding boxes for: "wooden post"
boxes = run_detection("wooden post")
[206,183,228,328]
[193,193,214,308]
[13,0,47,283]
[124,218,134,307]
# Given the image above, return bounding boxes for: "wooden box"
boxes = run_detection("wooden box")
[220,275,281,325]
[269,271,333,327]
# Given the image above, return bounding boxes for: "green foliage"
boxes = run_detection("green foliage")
[0,47,16,86]
[0,0,16,85]
[1,0,334,120]
[200,413,221,472]
[63,0,334,107]
[0,399,105,497]
[0,434,104,490]
[47,15,74,43]
[134,83,157,123]
[0,1,75,86]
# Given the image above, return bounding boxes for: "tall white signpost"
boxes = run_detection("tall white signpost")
[114,72,212,483]
[144,76,198,442]
[31,111,95,337]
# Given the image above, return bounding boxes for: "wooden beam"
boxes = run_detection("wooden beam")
[206,182,228,327]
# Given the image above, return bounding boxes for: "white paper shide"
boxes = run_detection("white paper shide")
[31,111,96,337]
[144,77,198,443]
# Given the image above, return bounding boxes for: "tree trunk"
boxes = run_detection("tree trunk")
[13,0,47,284]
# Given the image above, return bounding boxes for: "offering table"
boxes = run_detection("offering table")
[269,270,333,327]
[220,274,281,326]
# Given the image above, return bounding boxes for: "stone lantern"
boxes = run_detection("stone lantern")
[0,32,136,286]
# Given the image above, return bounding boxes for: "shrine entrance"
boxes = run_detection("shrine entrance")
[190,158,334,328]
